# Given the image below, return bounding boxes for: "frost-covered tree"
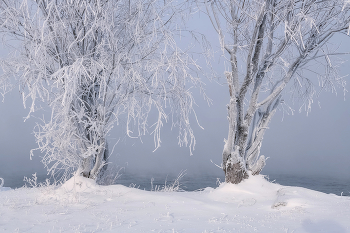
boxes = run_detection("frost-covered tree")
[198,0,350,183]
[0,0,201,181]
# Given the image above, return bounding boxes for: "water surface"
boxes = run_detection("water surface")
[1,171,349,196]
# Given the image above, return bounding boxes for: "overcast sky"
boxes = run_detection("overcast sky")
[0,13,349,185]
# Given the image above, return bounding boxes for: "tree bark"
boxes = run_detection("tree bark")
[81,156,93,178]
[224,158,248,184]
[223,146,249,184]
[90,140,108,180]
[80,140,109,179]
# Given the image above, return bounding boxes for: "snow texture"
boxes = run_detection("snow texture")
[0,175,349,232]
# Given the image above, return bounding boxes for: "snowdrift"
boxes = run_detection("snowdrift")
[0,175,349,232]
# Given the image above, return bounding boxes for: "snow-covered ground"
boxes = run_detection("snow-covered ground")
[0,175,349,233]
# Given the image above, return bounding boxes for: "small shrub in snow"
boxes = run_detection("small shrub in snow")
[151,170,186,192]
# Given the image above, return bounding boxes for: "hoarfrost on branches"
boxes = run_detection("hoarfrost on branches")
[0,0,202,181]
[197,0,350,183]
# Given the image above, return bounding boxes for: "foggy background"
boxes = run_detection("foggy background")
[0,72,349,184]
[0,13,349,188]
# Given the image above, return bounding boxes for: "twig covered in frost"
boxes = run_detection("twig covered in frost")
[23,173,38,188]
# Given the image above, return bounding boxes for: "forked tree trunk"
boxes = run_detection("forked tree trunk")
[222,97,280,184]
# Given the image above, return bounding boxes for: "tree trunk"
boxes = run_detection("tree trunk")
[223,146,249,184]
[77,81,110,180]
[224,159,248,184]
[81,156,93,178]
[80,140,109,180]
[90,140,108,180]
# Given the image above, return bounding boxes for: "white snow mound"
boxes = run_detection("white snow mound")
[0,174,349,233]
[59,175,98,193]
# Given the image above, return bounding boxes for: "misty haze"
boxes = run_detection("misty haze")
[0,0,350,232]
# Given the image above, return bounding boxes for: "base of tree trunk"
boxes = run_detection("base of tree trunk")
[81,171,90,178]
[80,142,109,180]
[225,161,249,184]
